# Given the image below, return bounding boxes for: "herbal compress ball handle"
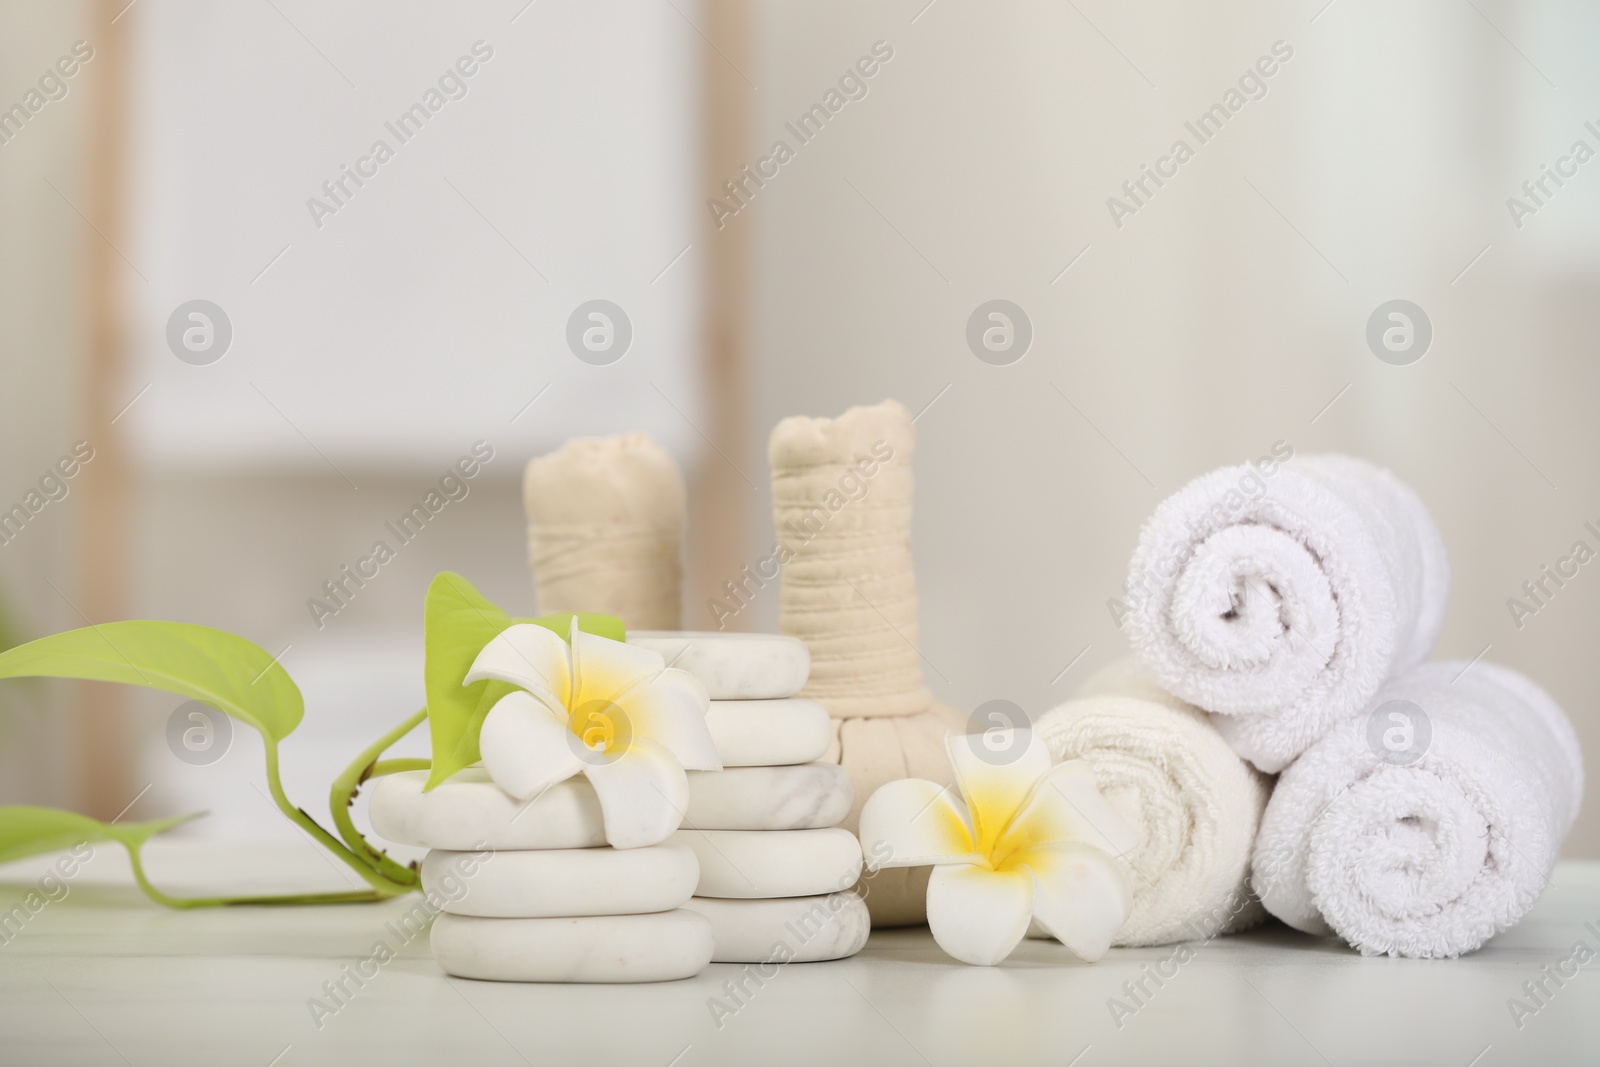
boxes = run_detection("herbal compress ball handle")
[523,433,686,631]
[769,400,962,927]
[769,399,929,717]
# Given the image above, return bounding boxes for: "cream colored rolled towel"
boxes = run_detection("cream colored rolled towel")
[771,400,954,927]
[1034,658,1271,945]
[523,433,685,630]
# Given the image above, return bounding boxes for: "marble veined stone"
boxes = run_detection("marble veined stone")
[421,845,698,918]
[628,631,809,700]
[704,698,831,767]
[670,828,863,899]
[370,769,604,851]
[684,763,852,831]
[431,910,714,983]
[683,893,870,963]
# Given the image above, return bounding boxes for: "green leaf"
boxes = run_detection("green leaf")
[0,621,303,740]
[421,572,623,790]
[0,805,200,867]
[0,806,396,908]
[423,573,516,790]
[0,622,414,901]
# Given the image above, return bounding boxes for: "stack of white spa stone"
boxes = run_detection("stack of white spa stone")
[370,769,713,983]
[628,631,870,964]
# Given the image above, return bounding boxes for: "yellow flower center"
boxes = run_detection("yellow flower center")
[962,784,1027,869]
[569,699,629,754]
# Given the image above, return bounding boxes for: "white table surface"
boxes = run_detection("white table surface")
[2,842,1596,1066]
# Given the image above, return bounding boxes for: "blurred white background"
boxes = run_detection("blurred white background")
[1,0,1597,859]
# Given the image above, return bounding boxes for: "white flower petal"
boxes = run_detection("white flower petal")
[998,759,1138,859]
[613,667,720,771]
[926,863,1034,967]
[464,623,572,708]
[478,691,582,800]
[582,737,689,848]
[858,779,978,870]
[570,621,667,705]
[945,728,1053,852]
[1014,842,1131,962]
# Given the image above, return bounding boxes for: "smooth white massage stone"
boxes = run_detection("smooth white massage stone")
[704,698,832,767]
[683,893,870,963]
[370,769,605,851]
[431,910,714,983]
[684,763,852,831]
[421,845,698,918]
[628,631,810,700]
[670,828,863,899]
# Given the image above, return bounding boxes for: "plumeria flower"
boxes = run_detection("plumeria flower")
[859,728,1135,965]
[466,620,720,848]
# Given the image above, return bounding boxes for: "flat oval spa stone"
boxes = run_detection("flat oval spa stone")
[683,893,870,963]
[370,769,605,851]
[684,763,852,831]
[704,698,832,767]
[628,631,810,700]
[421,845,698,918]
[430,910,714,983]
[669,828,863,899]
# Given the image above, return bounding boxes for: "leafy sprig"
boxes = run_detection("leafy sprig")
[0,572,621,907]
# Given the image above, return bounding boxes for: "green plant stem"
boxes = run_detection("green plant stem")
[369,758,431,777]
[116,722,428,909]
[125,845,395,908]
[261,739,411,895]
[328,709,429,889]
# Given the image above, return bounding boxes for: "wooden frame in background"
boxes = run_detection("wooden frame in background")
[79,0,131,819]
[689,0,754,632]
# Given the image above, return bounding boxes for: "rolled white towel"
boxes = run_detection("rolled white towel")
[1034,658,1272,945]
[1125,451,1449,772]
[1253,660,1583,958]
